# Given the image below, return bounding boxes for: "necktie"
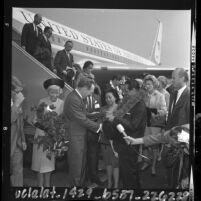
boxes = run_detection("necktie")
[172,90,178,112]
[87,95,92,110]
[90,95,93,109]
[35,25,38,37]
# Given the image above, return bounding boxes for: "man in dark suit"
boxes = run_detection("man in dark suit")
[103,79,147,188]
[54,40,74,85]
[21,13,42,56]
[63,76,102,187]
[164,67,190,188]
[85,91,102,185]
[166,68,190,130]
[34,26,56,72]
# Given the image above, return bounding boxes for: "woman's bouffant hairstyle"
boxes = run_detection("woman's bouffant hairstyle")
[144,74,159,89]
[104,88,120,103]
[158,76,168,88]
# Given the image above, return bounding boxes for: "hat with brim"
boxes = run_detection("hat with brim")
[43,78,65,90]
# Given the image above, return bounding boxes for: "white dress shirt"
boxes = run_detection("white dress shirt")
[176,85,187,104]
[33,23,38,36]
[75,89,83,99]
[75,89,102,133]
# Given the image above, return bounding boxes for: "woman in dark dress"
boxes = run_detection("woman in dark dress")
[99,88,120,188]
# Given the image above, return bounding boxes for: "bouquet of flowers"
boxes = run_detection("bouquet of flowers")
[31,102,69,160]
[165,125,189,169]
[168,125,189,151]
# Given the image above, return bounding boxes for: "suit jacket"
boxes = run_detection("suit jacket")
[34,35,53,71]
[113,95,147,154]
[164,87,190,188]
[166,87,190,130]
[54,49,74,78]
[85,93,102,141]
[63,90,100,186]
[64,90,100,136]
[21,23,42,56]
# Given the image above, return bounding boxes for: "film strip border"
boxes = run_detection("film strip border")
[189,1,196,199]
[10,187,190,201]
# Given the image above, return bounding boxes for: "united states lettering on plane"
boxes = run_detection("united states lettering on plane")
[12,7,156,66]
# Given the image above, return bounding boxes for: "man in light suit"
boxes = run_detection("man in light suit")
[21,13,42,56]
[34,26,56,72]
[63,76,102,187]
[54,40,74,85]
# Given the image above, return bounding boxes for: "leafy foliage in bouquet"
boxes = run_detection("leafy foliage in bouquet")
[164,126,189,169]
[31,102,68,160]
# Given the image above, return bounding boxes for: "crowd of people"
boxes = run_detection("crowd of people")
[11,13,190,189]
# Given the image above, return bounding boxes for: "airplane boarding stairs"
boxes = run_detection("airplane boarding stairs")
[12,41,72,120]
[12,41,73,168]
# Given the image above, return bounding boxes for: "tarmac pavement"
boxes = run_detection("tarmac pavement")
[24,158,168,188]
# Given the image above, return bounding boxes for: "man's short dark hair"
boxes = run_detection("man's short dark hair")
[125,78,140,91]
[44,26,52,33]
[112,75,121,81]
[77,76,95,89]
[34,13,42,20]
[83,61,94,70]
[65,40,73,45]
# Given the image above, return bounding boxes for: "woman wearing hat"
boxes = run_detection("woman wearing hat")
[31,78,64,187]
[11,76,27,186]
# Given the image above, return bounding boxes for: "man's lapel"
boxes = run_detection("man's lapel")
[172,88,188,114]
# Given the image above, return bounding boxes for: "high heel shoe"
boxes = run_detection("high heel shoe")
[151,167,156,176]
[140,163,150,171]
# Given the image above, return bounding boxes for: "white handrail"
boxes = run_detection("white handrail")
[12,41,73,92]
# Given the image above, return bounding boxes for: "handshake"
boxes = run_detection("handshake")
[123,136,144,145]
[116,124,144,145]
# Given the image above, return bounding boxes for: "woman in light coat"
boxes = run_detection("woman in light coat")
[141,75,167,175]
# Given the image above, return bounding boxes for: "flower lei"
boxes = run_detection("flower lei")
[31,102,68,160]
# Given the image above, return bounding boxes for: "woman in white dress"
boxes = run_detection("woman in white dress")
[31,78,64,187]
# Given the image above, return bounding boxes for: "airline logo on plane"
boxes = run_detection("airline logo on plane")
[12,7,156,66]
